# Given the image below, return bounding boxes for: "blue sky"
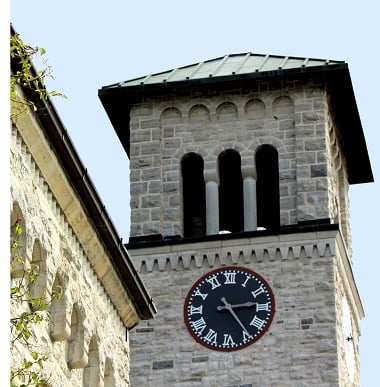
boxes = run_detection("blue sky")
[10,0,380,385]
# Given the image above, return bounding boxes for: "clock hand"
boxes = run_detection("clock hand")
[217,301,256,311]
[220,297,250,335]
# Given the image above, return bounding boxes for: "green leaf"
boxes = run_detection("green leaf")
[15,224,23,235]
[16,321,24,331]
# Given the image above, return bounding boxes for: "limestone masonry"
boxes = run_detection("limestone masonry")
[10,33,155,386]
[99,53,372,386]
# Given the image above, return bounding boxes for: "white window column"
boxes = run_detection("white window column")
[242,166,257,231]
[204,170,219,235]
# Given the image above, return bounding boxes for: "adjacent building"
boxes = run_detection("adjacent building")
[10,26,156,386]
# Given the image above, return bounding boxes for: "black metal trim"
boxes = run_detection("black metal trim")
[126,221,339,250]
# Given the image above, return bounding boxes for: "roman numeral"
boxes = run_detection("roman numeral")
[206,274,221,290]
[204,329,218,345]
[250,315,265,330]
[223,272,236,284]
[256,302,270,311]
[222,334,235,347]
[191,317,207,334]
[251,285,265,298]
[241,276,250,287]
[194,288,208,300]
[242,330,253,343]
[189,305,203,315]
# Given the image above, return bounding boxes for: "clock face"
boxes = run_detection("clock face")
[183,266,275,351]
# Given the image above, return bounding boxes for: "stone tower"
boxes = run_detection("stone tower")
[99,53,373,386]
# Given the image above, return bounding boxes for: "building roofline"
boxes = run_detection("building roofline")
[99,62,373,185]
[11,25,156,321]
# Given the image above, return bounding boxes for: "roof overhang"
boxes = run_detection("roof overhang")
[99,63,373,184]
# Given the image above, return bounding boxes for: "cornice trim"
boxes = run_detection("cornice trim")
[129,232,337,273]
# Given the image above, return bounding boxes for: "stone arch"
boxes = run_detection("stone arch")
[253,136,284,154]
[245,99,266,119]
[218,149,244,232]
[216,102,238,121]
[160,107,182,125]
[30,239,47,302]
[181,152,206,237]
[272,95,295,117]
[104,357,116,387]
[67,303,87,369]
[255,144,280,230]
[173,145,210,163]
[10,201,26,279]
[83,335,101,387]
[10,201,24,228]
[50,273,70,341]
[188,104,210,123]
[214,141,247,159]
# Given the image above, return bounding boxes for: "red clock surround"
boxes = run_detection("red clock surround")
[183,266,275,352]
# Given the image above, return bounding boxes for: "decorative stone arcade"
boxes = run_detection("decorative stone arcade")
[99,53,373,386]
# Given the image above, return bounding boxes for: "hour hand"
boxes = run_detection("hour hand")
[217,301,256,311]
[219,297,250,335]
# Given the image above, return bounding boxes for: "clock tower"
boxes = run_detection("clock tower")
[99,53,373,386]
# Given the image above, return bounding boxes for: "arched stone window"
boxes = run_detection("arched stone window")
[83,336,101,387]
[189,104,210,123]
[245,99,265,120]
[217,102,238,121]
[272,96,295,131]
[255,145,280,230]
[50,274,70,341]
[10,202,26,279]
[67,303,87,369]
[272,95,294,118]
[181,153,206,237]
[218,149,243,232]
[104,357,116,387]
[30,239,47,303]
[160,107,182,125]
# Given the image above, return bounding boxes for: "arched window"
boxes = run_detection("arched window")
[255,145,280,230]
[83,336,101,387]
[67,303,87,369]
[181,153,206,237]
[10,202,26,279]
[50,274,69,341]
[104,357,116,387]
[30,239,47,303]
[218,149,243,232]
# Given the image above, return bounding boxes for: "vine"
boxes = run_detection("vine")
[10,219,62,387]
[10,29,64,386]
[10,30,66,120]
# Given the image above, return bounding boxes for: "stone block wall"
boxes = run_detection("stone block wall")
[129,77,350,252]
[10,124,132,386]
[128,230,362,386]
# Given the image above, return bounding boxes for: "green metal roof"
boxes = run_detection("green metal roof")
[99,52,373,185]
[105,53,344,89]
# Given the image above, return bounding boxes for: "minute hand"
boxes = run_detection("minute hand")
[220,297,250,335]
[217,301,256,311]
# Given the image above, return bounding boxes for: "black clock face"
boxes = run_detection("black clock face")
[183,266,275,352]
